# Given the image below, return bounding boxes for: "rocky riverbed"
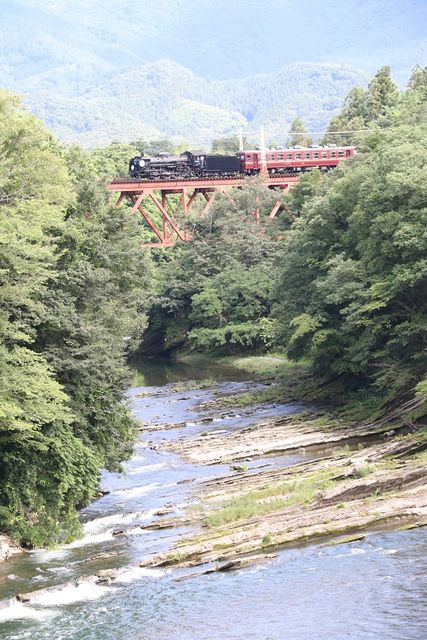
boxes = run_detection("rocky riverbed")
[137,403,427,572]
[0,361,426,639]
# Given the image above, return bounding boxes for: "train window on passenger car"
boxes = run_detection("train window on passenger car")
[313,152,319,159]
[304,152,310,159]
[286,154,293,160]
[321,152,328,158]
[330,151,336,158]
[246,154,252,160]
[278,153,283,160]
[338,151,345,157]
[295,153,302,159]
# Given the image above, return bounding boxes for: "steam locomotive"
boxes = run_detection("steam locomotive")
[129,146,356,180]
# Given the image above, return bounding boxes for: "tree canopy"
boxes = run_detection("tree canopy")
[0,93,151,545]
[322,66,399,145]
[275,83,427,413]
[143,178,287,355]
[287,117,312,147]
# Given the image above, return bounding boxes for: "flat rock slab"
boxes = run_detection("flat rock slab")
[139,478,427,569]
[168,415,389,465]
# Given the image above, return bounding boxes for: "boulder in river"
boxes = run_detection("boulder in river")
[174,553,279,581]
[16,573,116,603]
[0,535,23,563]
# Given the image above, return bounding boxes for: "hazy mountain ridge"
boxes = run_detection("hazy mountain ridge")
[1,0,425,146]
[3,0,426,80]
[17,60,367,146]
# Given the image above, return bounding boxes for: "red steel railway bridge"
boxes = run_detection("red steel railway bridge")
[107,174,300,247]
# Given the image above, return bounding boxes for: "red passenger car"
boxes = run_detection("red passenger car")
[239,146,356,175]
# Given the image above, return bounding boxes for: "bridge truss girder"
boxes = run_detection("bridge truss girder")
[107,176,300,247]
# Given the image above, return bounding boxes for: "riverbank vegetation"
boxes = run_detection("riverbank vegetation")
[0,92,152,546]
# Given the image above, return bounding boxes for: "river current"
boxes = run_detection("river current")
[0,359,426,639]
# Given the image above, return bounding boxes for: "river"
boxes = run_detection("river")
[0,358,426,639]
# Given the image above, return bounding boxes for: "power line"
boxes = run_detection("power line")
[160,127,375,140]
[79,127,375,150]
[244,128,373,136]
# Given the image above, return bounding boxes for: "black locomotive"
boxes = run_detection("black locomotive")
[129,150,241,180]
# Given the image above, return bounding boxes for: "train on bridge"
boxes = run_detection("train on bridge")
[129,145,356,180]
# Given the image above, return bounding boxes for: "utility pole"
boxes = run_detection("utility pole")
[260,125,267,174]
[238,127,244,152]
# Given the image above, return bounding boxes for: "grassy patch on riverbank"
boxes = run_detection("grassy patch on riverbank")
[177,352,310,380]
[176,352,315,410]
[219,354,310,378]
[205,472,335,528]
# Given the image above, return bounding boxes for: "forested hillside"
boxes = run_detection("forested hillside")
[2,0,425,81]
[273,73,427,412]
[1,0,425,145]
[16,61,366,147]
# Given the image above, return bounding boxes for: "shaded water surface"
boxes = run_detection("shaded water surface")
[1,359,426,639]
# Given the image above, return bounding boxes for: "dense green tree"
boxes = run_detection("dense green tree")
[0,93,152,546]
[287,117,312,147]
[407,65,427,99]
[274,94,427,411]
[286,169,325,215]
[323,67,398,145]
[90,141,140,178]
[322,87,367,145]
[37,148,152,469]
[144,179,286,354]
[364,66,398,121]
[0,92,100,545]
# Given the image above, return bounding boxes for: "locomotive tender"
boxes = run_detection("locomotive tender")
[129,146,356,180]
